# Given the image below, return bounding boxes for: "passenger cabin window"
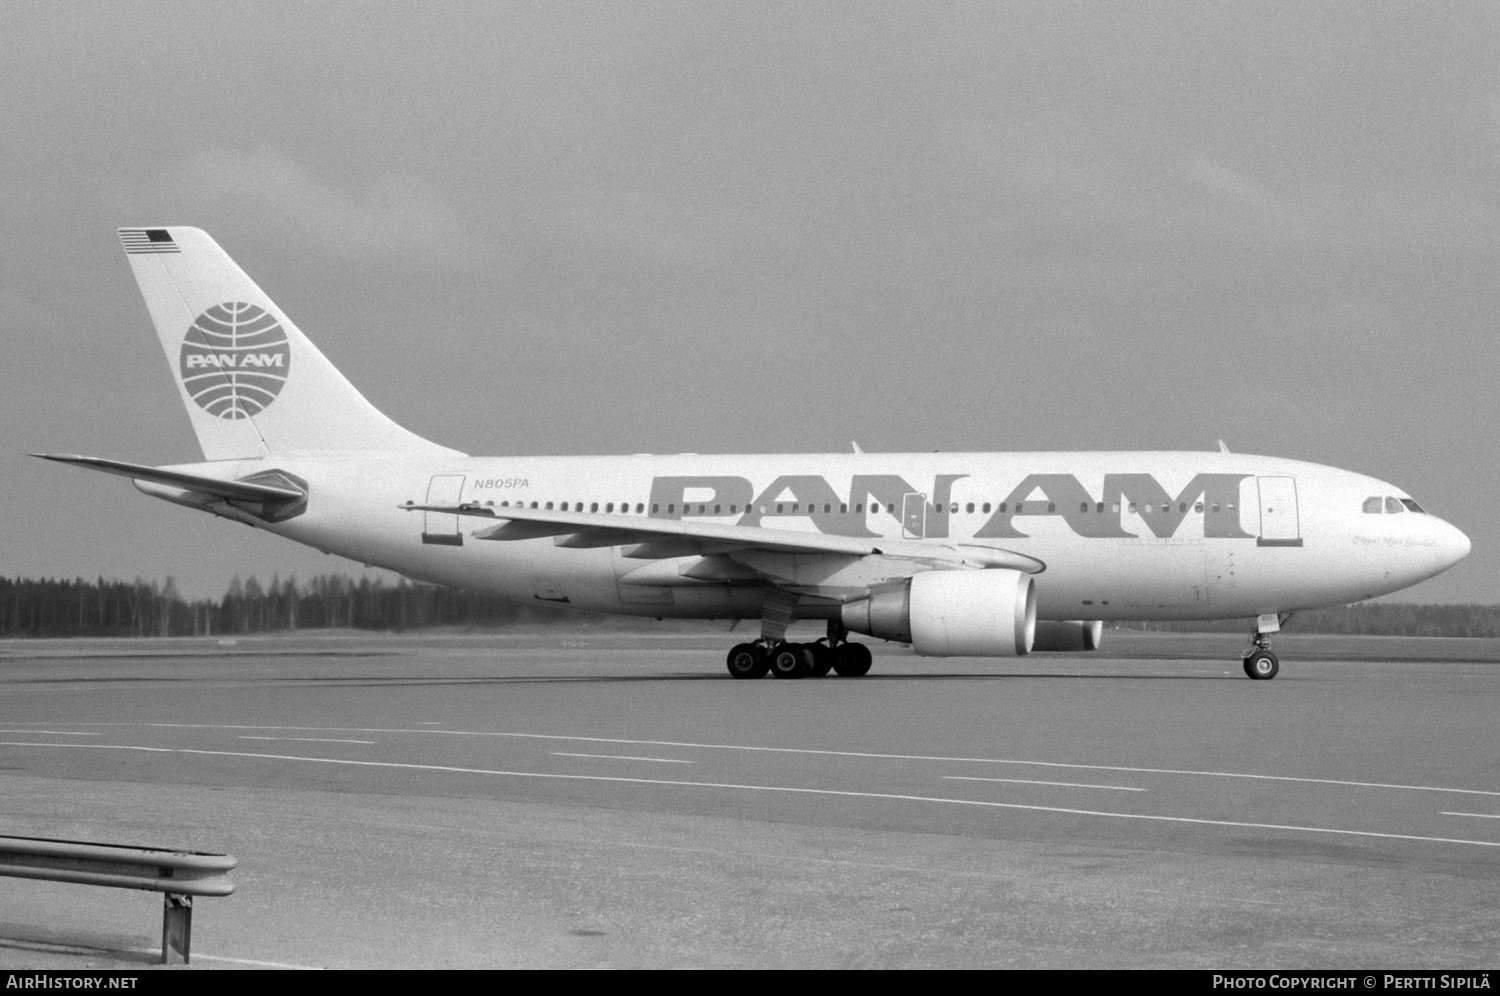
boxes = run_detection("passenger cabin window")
[983,503,992,513]
[637,503,645,513]
[605,503,614,513]
[967,503,976,514]
[1385,497,1404,514]
[1363,497,1383,513]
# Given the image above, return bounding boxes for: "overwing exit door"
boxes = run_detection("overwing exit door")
[422,474,466,546]
[902,492,927,539]
[1256,476,1301,547]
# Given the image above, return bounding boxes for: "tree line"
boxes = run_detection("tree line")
[0,574,589,638]
[1,574,1497,639]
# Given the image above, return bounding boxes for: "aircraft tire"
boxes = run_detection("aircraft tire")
[1244,649,1279,680]
[770,643,812,679]
[809,643,835,677]
[832,642,873,677]
[726,643,770,679]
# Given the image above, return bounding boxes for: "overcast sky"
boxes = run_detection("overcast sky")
[3,2,1498,603]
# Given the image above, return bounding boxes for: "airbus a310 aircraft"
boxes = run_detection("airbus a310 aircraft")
[37,228,1471,680]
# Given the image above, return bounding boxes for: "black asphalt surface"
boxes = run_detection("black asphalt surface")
[0,629,1496,968]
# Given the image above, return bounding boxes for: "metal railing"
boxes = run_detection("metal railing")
[0,835,236,964]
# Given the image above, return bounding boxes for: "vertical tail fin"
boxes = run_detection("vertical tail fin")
[118,226,463,461]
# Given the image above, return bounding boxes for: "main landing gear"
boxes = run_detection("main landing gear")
[725,623,873,680]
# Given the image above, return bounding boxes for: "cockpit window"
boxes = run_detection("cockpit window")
[1362,497,1382,514]
[1400,498,1425,513]
[1384,497,1404,514]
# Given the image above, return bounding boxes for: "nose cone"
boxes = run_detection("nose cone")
[1435,518,1472,572]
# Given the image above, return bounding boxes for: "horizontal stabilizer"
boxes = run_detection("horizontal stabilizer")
[32,454,304,503]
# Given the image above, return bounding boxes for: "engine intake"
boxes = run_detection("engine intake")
[841,569,1036,657]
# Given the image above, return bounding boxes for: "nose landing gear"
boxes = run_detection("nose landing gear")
[1243,648,1279,680]
[1242,613,1292,680]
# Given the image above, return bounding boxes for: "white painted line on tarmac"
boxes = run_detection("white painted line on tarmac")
[46,723,1500,800]
[129,947,320,969]
[552,752,694,764]
[238,736,376,745]
[1442,811,1500,820]
[0,730,97,736]
[944,775,1144,792]
[120,723,1500,800]
[4,741,1499,851]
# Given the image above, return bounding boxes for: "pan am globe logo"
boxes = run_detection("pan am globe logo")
[178,302,291,420]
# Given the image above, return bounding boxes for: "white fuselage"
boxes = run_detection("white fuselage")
[168,450,1471,623]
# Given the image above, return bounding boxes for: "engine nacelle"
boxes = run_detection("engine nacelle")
[841,569,1036,657]
[1031,619,1104,652]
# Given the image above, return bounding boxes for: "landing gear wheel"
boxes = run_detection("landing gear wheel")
[770,643,813,679]
[809,642,835,677]
[726,643,769,679]
[832,642,873,677]
[1243,649,1279,680]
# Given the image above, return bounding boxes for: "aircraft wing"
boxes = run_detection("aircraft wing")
[402,501,1044,573]
[33,454,304,502]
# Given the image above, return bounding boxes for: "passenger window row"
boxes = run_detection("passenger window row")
[1363,496,1424,514]
[470,498,1240,516]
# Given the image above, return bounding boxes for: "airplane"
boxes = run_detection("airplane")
[35,227,1471,680]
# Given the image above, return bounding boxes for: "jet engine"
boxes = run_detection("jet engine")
[1031,619,1104,652]
[841,569,1036,657]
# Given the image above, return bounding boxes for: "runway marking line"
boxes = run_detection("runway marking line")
[943,775,1144,792]
[552,752,693,764]
[2,741,1498,851]
[0,730,97,736]
[107,723,1500,800]
[238,736,376,745]
[1442,811,1500,820]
